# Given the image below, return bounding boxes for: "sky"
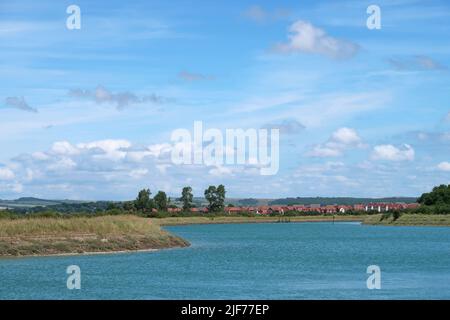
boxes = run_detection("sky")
[1,0,450,200]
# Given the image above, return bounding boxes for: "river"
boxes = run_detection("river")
[0,222,449,299]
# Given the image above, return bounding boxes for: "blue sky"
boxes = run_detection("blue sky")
[1,0,450,200]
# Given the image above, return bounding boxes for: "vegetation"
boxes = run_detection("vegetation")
[237,198,259,206]
[134,189,154,212]
[204,185,226,212]
[154,191,168,211]
[0,215,189,257]
[152,215,367,226]
[180,186,194,211]
[364,214,450,226]
[418,184,450,205]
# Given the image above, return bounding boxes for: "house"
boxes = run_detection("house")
[224,207,243,214]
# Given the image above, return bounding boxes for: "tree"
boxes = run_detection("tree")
[418,184,450,205]
[181,186,194,211]
[135,188,153,211]
[123,201,135,211]
[204,184,226,212]
[154,191,168,211]
[217,184,226,209]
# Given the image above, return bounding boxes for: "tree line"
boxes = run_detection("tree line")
[129,185,227,214]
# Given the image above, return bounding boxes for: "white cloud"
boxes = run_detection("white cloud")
[0,167,15,180]
[51,141,80,156]
[209,165,234,177]
[309,145,342,157]
[47,157,77,171]
[330,127,361,145]
[309,127,363,157]
[129,168,149,179]
[274,20,359,59]
[76,139,131,161]
[437,161,450,171]
[32,151,50,161]
[371,144,415,161]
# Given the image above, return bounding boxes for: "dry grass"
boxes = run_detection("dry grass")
[363,214,450,226]
[153,215,366,226]
[0,215,189,257]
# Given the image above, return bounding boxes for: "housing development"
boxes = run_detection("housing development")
[166,202,421,215]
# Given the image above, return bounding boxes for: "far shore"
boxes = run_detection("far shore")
[1,213,449,258]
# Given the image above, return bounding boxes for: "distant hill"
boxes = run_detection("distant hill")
[269,197,418,206]
[1,196,419,212]
[0,197,87,209]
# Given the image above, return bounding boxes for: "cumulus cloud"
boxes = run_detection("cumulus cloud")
[273,20,359,59]
[371,144,415,161]
[0,167,15,180]
[261,119,305,135]
[4,96,37,113]
[5,137,265,199]
[51,141,80,156]
[437,161,450,172]
[68,85,164,110]
[242,5,291,22]
[309,127,363,157]
[388,55,447,71]
[178,71,215,82]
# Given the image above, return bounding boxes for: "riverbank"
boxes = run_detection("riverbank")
[0,215,189,257]
[153,215,366,226]
[2,213,449,258]
[362,213,450,226]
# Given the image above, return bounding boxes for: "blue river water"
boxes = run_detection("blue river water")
[0,222,449,299]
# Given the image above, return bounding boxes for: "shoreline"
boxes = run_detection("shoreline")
[1,214,449,259]
[0,215,189,258]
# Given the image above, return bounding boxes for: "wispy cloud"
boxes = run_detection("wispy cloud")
[178,71,215,82]
[388,55,447,71]
[68,86,165,110]
[261,119,305,135]
[242,5,291,23]
[4,96,37,113]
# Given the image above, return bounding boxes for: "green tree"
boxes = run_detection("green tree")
[204,184,226,212]
[135,188,153,211]
[181,186,194,211]
[418,184,450,205]
[123,201,135,211]
[154,191,168,211]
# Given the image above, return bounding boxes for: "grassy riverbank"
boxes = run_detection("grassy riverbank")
[153,215,366,226]
[363,213,450,226]
[0,214,367,257]
[0,215,189,257]
[2,213,449,257]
